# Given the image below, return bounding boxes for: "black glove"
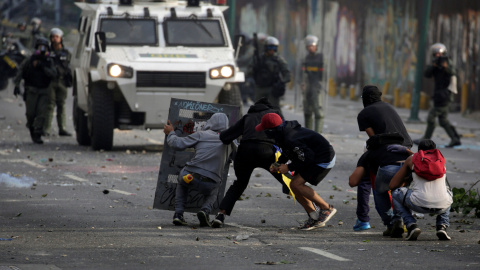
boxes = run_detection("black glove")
[14,86,20,97]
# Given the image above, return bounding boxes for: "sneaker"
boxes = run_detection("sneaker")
[353,219,371,231]
[212,213,225,228]
[317,205,337,227]
[383,226,393,237]
[436,225,451,240]
[390,219,405,238]
[173,213,188,226]
[197,210,211,227]
[298,216,324,231]
[405,223,421,241]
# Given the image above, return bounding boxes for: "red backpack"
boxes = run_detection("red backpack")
[412,149,446,180]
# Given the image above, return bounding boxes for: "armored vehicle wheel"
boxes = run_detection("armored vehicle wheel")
[88,85,114,150]
[218,84,242,106]
[73,96,91,146]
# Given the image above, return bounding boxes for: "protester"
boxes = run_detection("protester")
[256,113,336,230]
[164,113,230,227]
[212,98,290,228]
[355,85,413,236]
[389,139,453,241]
[357,85,412,148]
[349,138,412,237]
[349,144,372,231]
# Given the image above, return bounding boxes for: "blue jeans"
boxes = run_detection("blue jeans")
[374,165,402,226]
[175,168,219,215]
[356,176,372,222]
[391,187,450,228]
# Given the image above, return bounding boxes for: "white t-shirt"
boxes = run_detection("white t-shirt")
[409,165,453,209]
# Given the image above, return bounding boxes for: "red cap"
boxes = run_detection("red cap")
[255,113,283,132]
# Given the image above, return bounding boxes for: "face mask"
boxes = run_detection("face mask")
[264,129,276,138]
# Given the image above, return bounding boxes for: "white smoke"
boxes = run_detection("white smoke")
[0,173,35,188]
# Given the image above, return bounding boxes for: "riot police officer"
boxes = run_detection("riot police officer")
[414,43,461,147]
[29,17,44,49]
[301,35,324,133]
[248,36,290,113]
[13,37,57,144]
[44,28,72,136]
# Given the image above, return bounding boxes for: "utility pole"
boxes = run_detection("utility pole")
[55,0,61,25]
[409,0,432,122]
[227,0,236,42]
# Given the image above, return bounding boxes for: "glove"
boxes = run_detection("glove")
[387,144,407,153]
[14,86,20,97]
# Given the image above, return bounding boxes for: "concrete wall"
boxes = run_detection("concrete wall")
[231,0,480,112]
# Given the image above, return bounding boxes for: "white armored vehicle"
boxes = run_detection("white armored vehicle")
[71,0,244,150]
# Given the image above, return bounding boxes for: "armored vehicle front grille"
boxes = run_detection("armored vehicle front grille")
[136,71,206,88]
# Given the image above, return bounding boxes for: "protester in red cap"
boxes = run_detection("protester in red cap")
[256,113,337,230]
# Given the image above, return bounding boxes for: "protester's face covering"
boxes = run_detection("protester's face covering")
[264,125,283,141]
[362,85,382,107]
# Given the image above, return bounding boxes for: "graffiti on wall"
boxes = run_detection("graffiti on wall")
[234,0,480,111]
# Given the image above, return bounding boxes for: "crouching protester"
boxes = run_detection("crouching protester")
[163,113,230,227]
[389,139,453,241]
[256,113,336,230]
[349,133,412,238]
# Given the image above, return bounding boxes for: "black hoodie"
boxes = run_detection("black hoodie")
[220,97,281,144]
[275,120,335,172]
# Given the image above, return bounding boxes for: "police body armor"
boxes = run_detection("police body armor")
[303,53,323,89]
[51,49,72,87]
[254,55,280,88]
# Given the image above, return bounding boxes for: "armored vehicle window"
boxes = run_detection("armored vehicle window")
[100,18,158,46]
[163,19,226,47]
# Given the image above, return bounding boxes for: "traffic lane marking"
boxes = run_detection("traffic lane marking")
[8,159,45,169]
[109,189,136,196]
[299,247,351,261]
[5,160,139,195]
[64,174,89,182]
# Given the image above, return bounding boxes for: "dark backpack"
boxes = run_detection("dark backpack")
[412,149,446,180]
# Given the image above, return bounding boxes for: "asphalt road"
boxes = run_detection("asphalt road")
[1,84,479,269]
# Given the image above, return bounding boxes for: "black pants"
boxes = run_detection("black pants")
[220,141,287,215]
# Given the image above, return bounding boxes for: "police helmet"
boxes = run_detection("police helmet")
[30,17,41,25]
[17,22,27,29]
[266,36,279,46]
[430,43,447,57]
[264,36,279,52]
[305,35,318,47]
[257,32,268,42]
[50,28,64,38]
[35,37,50,49]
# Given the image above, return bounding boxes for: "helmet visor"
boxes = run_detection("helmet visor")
[265,45,277,52]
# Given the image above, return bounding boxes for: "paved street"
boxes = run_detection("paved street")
[1,85,479,269]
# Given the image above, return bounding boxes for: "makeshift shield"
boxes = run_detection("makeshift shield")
[153,98,241,213]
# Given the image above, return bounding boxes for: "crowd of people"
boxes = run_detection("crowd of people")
[7,21,73,144]
[167,36,455,242]
[4,20,456,241]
